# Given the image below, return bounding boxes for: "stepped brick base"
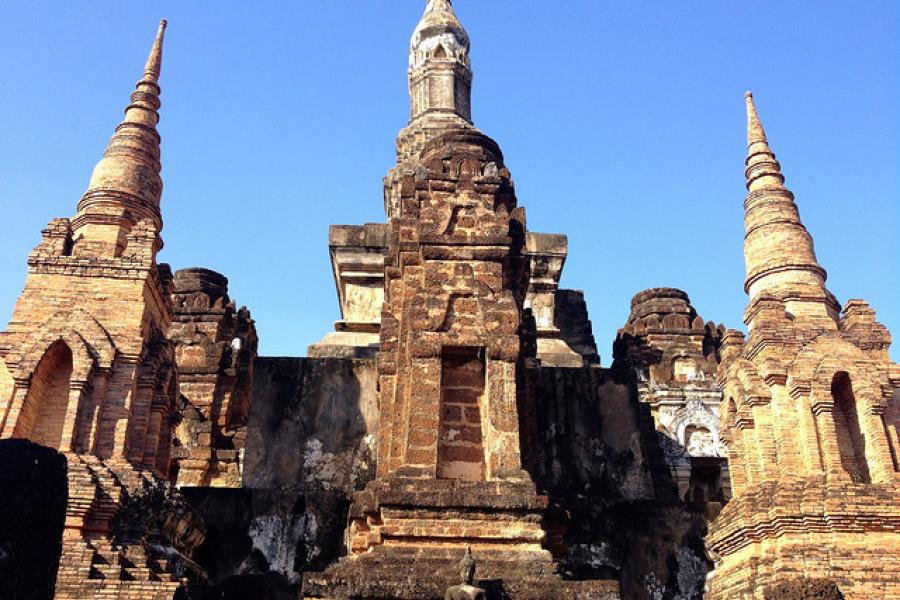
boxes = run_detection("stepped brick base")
[302,546,620,600]
[707,479,900,600]
[53,454,202,600]
[302,478,620,599]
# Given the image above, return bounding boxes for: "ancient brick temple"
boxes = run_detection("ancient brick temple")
[1,3,898,600]
[303,2,614,597]
[0,21,207,598]
[703,93,900,600]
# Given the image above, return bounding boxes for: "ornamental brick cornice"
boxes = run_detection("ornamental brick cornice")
[744,263,828,294]
[27,256,154,278]
[707,480,900,556]
[788,379,811,400]
[744,394,770,407]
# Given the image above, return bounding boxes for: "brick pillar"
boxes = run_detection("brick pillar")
[59,383,88,452]
[82,369,109,454]
[405,356,441,475]
[125,383,155,463]
[104,359,138,459]
[1,384,30,438]
[141,406,164,469]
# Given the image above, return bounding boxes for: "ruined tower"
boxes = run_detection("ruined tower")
[169,268,258,488]
[706,93,900,599]
[614,288,730,511]
[310,0,593,369]
[303,3,616,597]
[0,21,205,597]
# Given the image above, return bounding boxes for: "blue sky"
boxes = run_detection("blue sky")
[1,2,897,361]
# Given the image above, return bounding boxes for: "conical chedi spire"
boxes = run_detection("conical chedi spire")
[143,18,167,83]
[72,20,168,257]
[740,92,835,321]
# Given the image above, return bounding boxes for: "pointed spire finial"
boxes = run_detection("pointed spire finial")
[743,91,784,192]
[744,90,768,148]
[143,19,167,84]
[739,92,829,308]
[425,0,454,12]
[73,19,169,255]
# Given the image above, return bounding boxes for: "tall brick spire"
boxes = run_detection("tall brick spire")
[71,19,168,257]
[143,18,167,83]
[744,91,784,192]
[741,92,833,320]
[709,92,900,600]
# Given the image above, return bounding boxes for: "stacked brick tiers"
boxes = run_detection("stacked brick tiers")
[0,21,207,597]
[303,4,618,597]
[706,93,900,599]
[169,268,257,487]
[305,128,612,599]
[614,288,730,510]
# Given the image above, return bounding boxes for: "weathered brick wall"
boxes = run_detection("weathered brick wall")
[170,267,258,487]
[523,365,711,600]
[168,357,378,596]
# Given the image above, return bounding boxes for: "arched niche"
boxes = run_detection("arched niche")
[15,340,74,449]
[831,371,871,483]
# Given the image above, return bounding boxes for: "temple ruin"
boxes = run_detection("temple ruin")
[0,3,897,600]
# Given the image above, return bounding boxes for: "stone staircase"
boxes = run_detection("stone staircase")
[53,454,191,598]
[85,539,180,582]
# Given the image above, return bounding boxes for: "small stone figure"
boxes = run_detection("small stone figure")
[460,545,475,585]
[445,546,486,600]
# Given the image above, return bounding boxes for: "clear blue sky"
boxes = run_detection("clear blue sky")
[1,2,897,361]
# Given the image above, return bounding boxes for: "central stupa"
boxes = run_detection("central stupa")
[302,2,618,598]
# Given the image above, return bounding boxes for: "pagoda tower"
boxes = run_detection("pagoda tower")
[303,3,617,598]
[0,21,204,597]
[0,20,177,463]
[706,93,900,599]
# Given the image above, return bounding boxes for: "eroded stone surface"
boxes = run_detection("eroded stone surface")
[170,267,258,488]
[614,288,730,511]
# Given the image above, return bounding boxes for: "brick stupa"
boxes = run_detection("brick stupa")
[0,20,207,598]
[705,93,900,599]
[302,2,617,598]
